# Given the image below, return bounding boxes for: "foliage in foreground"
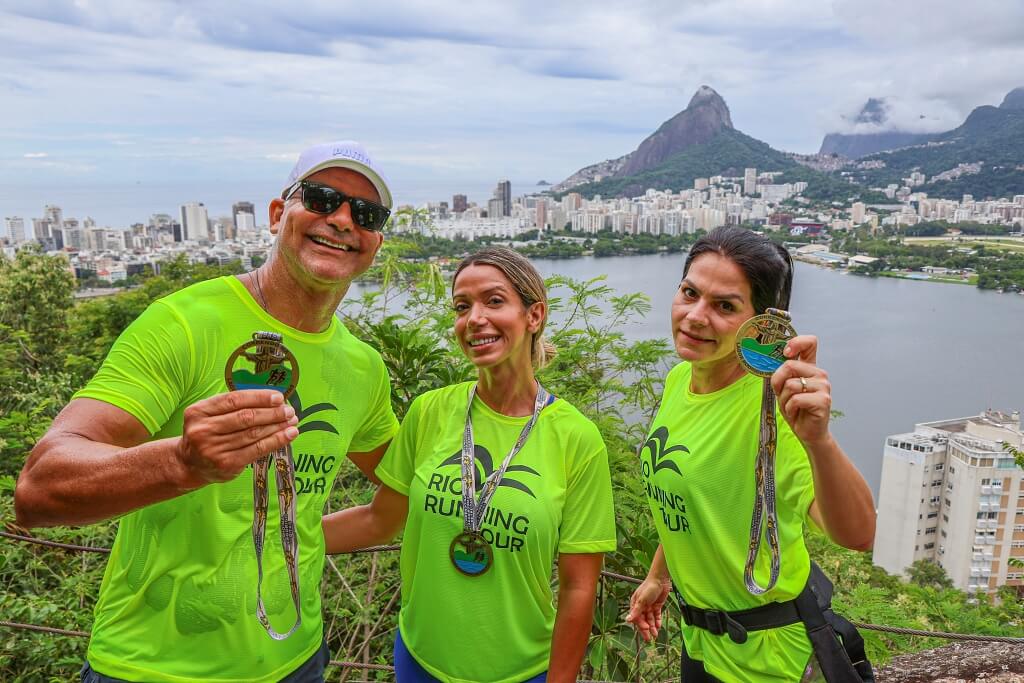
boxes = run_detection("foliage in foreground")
[1,245,1021,681]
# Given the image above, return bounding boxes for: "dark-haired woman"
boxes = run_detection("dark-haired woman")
[323,246,616,683]
[626,226,875,682]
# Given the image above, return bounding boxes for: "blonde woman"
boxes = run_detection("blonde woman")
[324,246,616,683]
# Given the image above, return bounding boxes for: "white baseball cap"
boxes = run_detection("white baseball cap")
[284,141,393,209]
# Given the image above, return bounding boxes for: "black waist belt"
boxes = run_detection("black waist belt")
[679,595,800,645]
[678,562,875,683]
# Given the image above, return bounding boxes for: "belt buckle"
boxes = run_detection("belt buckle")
[703,610,727,636]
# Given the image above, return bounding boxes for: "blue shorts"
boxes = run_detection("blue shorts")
[394,629,547,683]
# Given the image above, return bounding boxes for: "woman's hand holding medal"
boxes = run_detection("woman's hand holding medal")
[770,335,834,449]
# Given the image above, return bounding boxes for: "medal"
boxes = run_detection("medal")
[735,308,797,378]
[225,331,302,640]
[453,382,552,577]
[449,531,494,576]
[734,308,795,595]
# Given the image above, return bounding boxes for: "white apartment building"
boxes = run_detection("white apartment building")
[4,216,26,242]
[873,410,1024,595]
[180,202,210,242]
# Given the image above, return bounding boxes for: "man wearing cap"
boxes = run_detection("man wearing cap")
[15,141,399,682]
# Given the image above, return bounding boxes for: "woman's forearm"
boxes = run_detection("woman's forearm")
[647,544,671,582]
[805,434,876,550]
[549,553,604,683]
[321,485,408,554]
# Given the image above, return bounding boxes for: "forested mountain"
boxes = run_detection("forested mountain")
[851,100,1024,200]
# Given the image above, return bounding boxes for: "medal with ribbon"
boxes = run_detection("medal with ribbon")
[734,308,797,595]
[225,331,302,639]
[450,382,552,577]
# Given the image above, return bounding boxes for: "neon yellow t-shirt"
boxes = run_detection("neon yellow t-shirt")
[74,276,398,683]
[376,382,617,683]
[641,362,816,683]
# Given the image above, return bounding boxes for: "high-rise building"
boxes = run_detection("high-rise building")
[4,216,25,242]
[851,202,866,224]
[494,180,512,217]
[873,410,1023,595]
[561,192,582,213]
[452,194,468,214]
[236,212,256,233]
[61,226,83,251]
[180,202,210,241]
[232,202,255,231]
[212,216,235,242]
[487,198,504,219]
[535,201,548,231]
[743,168,757,196]
[44,205,63,230]
[32,218,53,239]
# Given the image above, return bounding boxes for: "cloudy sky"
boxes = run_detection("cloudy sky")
[2,0,1022,227]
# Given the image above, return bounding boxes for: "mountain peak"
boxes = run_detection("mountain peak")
[689,85,721,105]
[999,87,1024,110]
[610,86,733,178]
[855,98,888,125]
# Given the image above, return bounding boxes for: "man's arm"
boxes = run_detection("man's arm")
[548,553,604,683]
[15,391,298,528]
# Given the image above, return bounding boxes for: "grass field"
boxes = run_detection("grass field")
[904,235,1024,253]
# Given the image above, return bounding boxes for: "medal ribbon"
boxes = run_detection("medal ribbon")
[460,382,551,533]
[742,307,788,596]
[252,444,302,639]
[225,330,302,640]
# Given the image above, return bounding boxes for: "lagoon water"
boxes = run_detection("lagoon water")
[525,254,1024,494]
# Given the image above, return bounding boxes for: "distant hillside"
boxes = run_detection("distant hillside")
[853,102,1024,200]
[819,97,938,158]
[820,130,936,159]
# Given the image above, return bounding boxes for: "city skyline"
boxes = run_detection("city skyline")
[2,1,1023,226]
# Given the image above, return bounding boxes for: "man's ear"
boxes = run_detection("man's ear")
[269,198,285,235]
[369,231,384,258]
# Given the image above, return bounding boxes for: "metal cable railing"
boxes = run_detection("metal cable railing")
[3,528,1022,682]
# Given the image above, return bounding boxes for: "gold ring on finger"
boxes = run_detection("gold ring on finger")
[800,377,808,393]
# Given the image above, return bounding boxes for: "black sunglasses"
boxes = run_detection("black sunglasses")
[282,180,391,232]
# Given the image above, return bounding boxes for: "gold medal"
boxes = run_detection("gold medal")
[449,531,494,577]
[735,308,796,378]
[225,331,299,398]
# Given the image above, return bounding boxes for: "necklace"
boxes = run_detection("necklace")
[450,381,552,577]
[251,269,269,312]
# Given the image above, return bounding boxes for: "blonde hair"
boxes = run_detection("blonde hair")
[453,246,557,370]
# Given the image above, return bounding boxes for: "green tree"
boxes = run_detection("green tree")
[906,559,954,590]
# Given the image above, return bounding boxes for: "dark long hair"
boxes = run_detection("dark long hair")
[683,226,793,313]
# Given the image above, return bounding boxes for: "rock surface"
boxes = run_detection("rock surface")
[555,85,735,192]
[615,85,733,178]
[876,641,1024,682]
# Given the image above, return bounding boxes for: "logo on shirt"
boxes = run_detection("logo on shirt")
[289,391,340,496]
[641,427,685,477]
[418,446,538,554]
[640,426,691,534]
[438,445,540,498]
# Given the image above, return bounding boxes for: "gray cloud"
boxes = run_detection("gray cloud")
[1,0,1022,224]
